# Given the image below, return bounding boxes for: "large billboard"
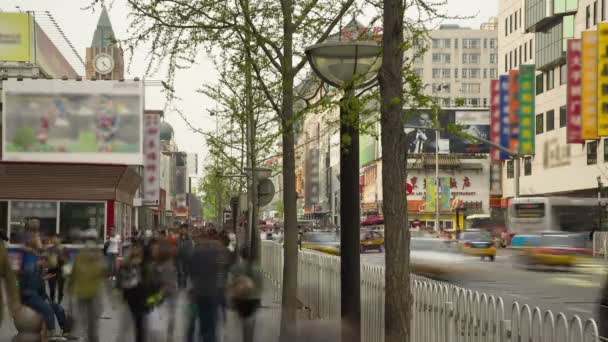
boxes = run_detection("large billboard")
[0,13,31,62]
[582,31,599,140]
[518,64,535,154]
[2,79,143,164]
[403,109,490,154]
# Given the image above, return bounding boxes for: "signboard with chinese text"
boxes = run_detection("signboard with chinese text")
[0,13,31,62]
[499,75,510,160]
[518,64,536,153]
[582,31,599,140]
[567,39,583,143]
[598,23,608,136]
[490,80,500,160]
[143,111,161,206]
[2,79,143,164]
[508,70,520,152]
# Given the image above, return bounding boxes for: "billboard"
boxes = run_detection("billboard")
[143,111,161,206]
[490,80,500,160]
[0,13,31,62]
[508,70,520,152]
[498,75,510,159]
[567,39,583,143]
[2,79,143,164]
[518,64,535,154]
[403,109,490,154]
[582,31,599,140]
[424,177,450,212]
[598,23,608,136]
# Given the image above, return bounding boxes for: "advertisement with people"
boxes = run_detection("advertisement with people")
[2,79,143,164]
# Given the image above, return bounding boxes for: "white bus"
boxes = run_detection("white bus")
[507,196,608,235]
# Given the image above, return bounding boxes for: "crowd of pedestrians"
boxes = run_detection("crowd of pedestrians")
[0,219,262,342]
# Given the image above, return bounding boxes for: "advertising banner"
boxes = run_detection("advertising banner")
[498,75,510,160]
[582,31,599,140]
[2,79,143,164]
[567,39,583,143]
[518,65,536,154]
[143,111,161,206]
[598,23,608,136]
[508,69,520,152]
[0,13,31,62]
[490,80,500,160]
[424,177,450,212]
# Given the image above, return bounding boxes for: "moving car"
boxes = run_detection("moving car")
[360,230,384,253]
[458,230,496,261]
[300,231,340,255]
[516,233,589,268]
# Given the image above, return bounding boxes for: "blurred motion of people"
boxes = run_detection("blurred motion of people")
[68,228,106,342]
[105,229,121,280]
[227,248,263,342]
[46,234,68,304]
[176,229,194,289]
[155,239,178,340]
[117,242,148,342]
[0,230,20,329]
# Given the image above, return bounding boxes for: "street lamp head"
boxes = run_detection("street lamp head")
[305,40,381,89]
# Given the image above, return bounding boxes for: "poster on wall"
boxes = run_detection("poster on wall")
[598,23,608,136]
[567,40,583,143]
[518,64,536,153]
[490,80,500,160]
[2,79,143,164]
[582,31,599,140]
[143,111,161,206]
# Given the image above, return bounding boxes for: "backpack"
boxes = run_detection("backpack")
[118,265,141,289]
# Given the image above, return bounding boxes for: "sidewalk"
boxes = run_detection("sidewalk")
[0,279,281,342]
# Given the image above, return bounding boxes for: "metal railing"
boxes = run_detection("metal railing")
[261,240,601,342]
[594,231,608,258]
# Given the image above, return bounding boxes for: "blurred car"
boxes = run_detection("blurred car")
[360,230,384,253]
[409,238,479,281]
[458,230,496,261]
[301,232,340,255]
[516,234,589,267]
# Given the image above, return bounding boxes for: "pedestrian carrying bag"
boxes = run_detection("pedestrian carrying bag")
[118,266,141,289]
[147,302,168,342]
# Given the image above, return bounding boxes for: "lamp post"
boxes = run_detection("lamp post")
[305,22,381,342]
[598,176,603,230]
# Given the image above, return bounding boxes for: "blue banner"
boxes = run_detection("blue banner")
[499,75,510,160]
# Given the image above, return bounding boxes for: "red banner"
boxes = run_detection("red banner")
[567,39,583,143]
[490,79,500,160]
[508,70,520,152]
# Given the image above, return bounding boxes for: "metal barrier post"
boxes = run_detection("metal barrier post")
[499,320,511,342]
[445,301,455,342]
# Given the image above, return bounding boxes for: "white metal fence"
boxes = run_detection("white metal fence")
[261,240,602,342]
[594,232,608,258]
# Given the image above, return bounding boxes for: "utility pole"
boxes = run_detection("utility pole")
[598,176,603,230]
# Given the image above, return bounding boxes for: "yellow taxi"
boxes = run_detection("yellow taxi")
[458,230,496,261]
[360,230,384,253]
[517,234,584,267]
[300,231,340,255]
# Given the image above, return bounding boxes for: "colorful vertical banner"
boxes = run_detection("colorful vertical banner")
[509,70,520,152]
[439,177,451,212]
[583,31,600,140]
[567,39,584,143]
[499,75,511,159]
[598,23,608,136]
[490,80,500,160]
[425,177,436,212]
[424,177,451,212]
[518,65,536,154]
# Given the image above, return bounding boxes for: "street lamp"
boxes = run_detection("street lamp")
[305,23,381,342]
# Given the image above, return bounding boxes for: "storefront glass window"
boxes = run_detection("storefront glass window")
[59,202,105,244]
[9,201,57,243]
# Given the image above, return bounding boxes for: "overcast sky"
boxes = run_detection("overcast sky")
[0,0,498,167]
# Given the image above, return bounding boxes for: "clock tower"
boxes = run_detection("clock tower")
[85,7,124,80]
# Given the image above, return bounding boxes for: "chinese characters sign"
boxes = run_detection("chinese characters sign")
[508,70,520,152]
[518,64,536,154]
[582,31,599,140]
[490,80,500,160]
[143,111,161,206]
[598,23,608,136]
[567,39,583,143]
[499,75,510,160]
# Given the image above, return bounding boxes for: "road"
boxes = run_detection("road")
[362,249,607,322]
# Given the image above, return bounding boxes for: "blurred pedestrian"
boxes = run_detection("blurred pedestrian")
[155,239,177,341]
[176,231,194,289]
[47,234,68,304]
[106,229,121,280]
[227,248,263,342]
[117,242,149,342]
[0,232,20,329]
[68,229,106,342]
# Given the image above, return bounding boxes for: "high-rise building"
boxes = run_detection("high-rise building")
[408,19,499,108]
[85,6,125,80]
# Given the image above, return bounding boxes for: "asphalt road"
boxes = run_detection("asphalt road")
[362,249,607,322]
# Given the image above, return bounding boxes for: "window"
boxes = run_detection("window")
[603,0,606,21]
[489,39,497,49]
[414,68,423,78]
[530,39,533,59]
[443,39,451,48]
[454,68,458,78]
[432,39,451,48]
[490,68,497,79]
[484,39,487,49]
[509,51,513,70]
[462,68,480,79]
[9,201,58,243]
[524,43,527,62]
[462,83,481,93]
[483,68,487,78]
[59,202,105,244]
[536,113,544,134]
[560,106,566,127]
[432,83,451,93]
[595,1,598,26]
[546,109,555,131]
[432,68,450,78]
[536,73,544,94]
[519,45,523,65]
[483,98,488,107]
[510,14,513,33]
[560,64,567,85]
[588,141,598,165]
[587,5,591,29]
[507,160,514,178]
[505,18,508,36]
[442,98,451,106]
[414,55,423,64]
[605,139,608,162]
[490,53,497,64]
[514,49,518,67]
[466,98,480,107]
[463,39,481,49]
[433,53,451,64]
[546,69,555,90]
[524,157,532,176]
[454,38,458,48]
[432,39,441,48]
[505,54,508,72]
[463,53,480,64]
[515,11,518,30]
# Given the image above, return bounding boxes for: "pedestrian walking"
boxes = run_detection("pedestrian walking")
[155,240,178,341]
[117,242,148,342]
[105,229,121,280]
[0,233,20,328]
[47,234,68,304]
[227,248,263,342]
[68,229,106,342]
[176,229,194,289]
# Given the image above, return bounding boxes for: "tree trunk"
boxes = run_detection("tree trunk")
[279,0,298,340]
[379,0,411,341]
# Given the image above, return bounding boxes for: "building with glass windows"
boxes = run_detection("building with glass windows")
[498,0,606,200]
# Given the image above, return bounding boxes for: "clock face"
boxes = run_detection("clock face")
[94,54,114,75]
